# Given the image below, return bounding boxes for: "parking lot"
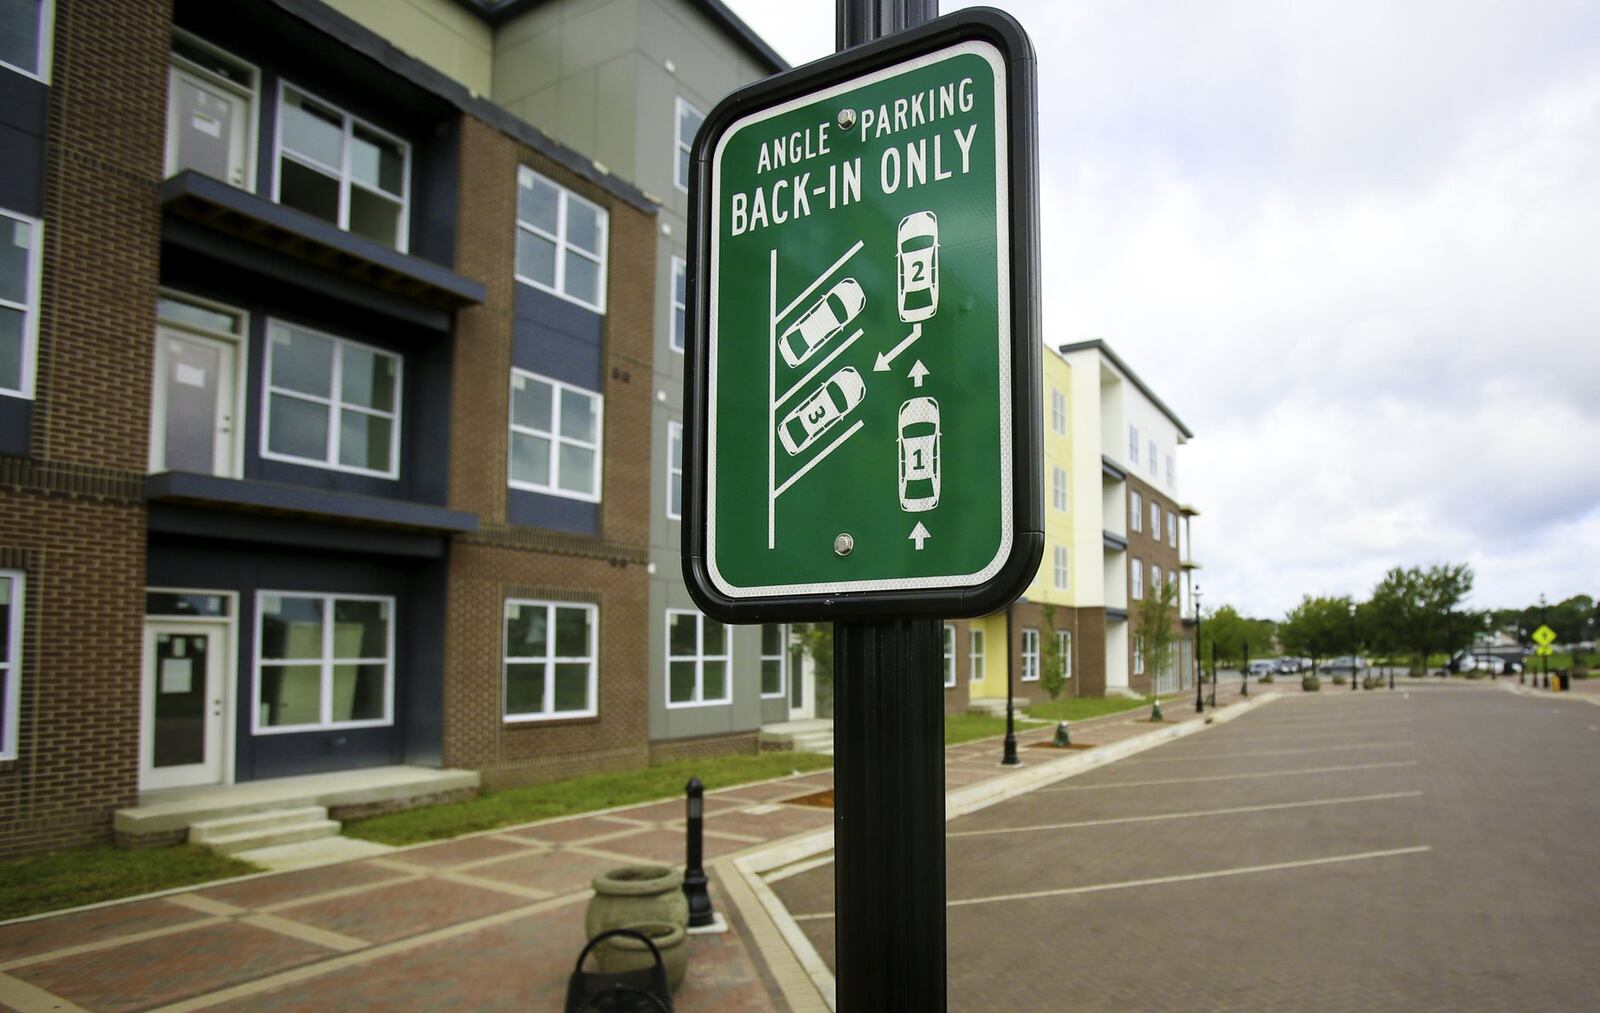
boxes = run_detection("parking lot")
[771,683,1600,1011]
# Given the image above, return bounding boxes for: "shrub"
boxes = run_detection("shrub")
[1331,674,1347,685]
[1301,675,1321,692]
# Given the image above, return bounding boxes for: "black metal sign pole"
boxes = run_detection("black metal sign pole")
[830,6,945,1011]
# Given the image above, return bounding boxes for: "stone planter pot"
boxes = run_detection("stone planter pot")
[1301,675,1321,692]
[586,865,688,939]
[596,922,688,993]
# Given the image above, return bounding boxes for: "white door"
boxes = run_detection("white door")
[167,67,250,187]
[153,328,237,475]
[142,622,226,790]
[788,635,815,721]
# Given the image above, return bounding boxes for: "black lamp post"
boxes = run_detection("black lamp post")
[1350,603,1358,691]
[683,777,714,928]
[1002,603,1019,765]
[1541,594,1549,690]
[1519,626,1527,685]
[1241,638,1249,698]
[1194,584,1204,713]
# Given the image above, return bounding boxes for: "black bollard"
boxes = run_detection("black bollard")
[683,777,714,928]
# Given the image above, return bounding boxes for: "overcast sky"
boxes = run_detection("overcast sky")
[723,0,1600,619]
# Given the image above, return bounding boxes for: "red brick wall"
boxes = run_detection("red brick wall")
[1126,475,1186,696]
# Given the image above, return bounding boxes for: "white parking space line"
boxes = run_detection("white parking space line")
[1036,760,1418,791]
[776,240,865,322]
[773,419,864,497]
[946,846,1433,908]
[775,328,864,407]
[948,791,1424,838]
[1122,742,1410,763]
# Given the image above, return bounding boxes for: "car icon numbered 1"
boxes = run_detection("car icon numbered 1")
[779,278,865,369]
[897,396,940,511]
[779,367,866,457]
[896,211,939,323]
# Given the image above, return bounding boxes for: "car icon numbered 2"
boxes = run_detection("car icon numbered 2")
[779,278,865,368]
[897,396,940,511]
[896,211,939,323]
[779,367,866,457]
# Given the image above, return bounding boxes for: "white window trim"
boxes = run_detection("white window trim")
[1130,490,1142,532]
[1057,630,1072,681]
[670,255,687,353]
[503,599,599,722]
[1167,453,1176,490]
[1128,424,1139,465]
[0,570,22,760]
[0,0,53,82]
[1168,511,1178,548]
[260,319,403,479]
[1021,628,1040,682]
[943,624,956,688]
[1151,501,1160,537]
[665,609,732,709]
[166,30,261,191]
[0,209,43,399]
[759,623,787,699]
[515,165,609,313]
[1050,388,1066,435]
[675,96,704,193]
[1153,564,1163,590]
[1148,440,1158,477]
[252,591,395,735]
[667,420,683,520]
[1052,466,1068,512]
[1134,634,1146,675]
[969,629,985,683]
[272,80,412,251]
[1132,558,1144,600]
[508,368,604,503]
[151,288,249,476]
[1053,545,1069,591]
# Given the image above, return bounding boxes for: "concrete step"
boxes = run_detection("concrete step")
[760,719,835,755]
[198,815,343,856]
[189,806,328,843]
[967,698,1009,717]
[232,835,395,873]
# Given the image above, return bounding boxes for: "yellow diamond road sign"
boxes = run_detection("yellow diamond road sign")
[1532,624,1557,647]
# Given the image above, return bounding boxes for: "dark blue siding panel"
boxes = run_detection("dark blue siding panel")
[508,489,599,535]
[512,285,603,391]
[0,397,30,455]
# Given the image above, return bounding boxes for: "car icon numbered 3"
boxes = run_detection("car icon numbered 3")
[896,211,939,323]
[779,367,866,457]
[897,396,940,511]
[779,278,866,369]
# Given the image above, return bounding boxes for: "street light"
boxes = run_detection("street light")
[1194,584,1204,713]
[1003,602,1019,765]
[1519,626,1527,685]
[1241,638,1249,699]
[683,778,715,928]
[1540,594,1549,690]
[1350,602,1358,691]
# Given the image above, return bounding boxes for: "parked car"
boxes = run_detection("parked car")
[896,211,939,322]
[1449,651,1523,675]
[1247,660,1278,678]
[1275,657,1307,674]
[896,397,940,512]
[1323,655,1368,675]
[779,277,865,368]
[778,367,866,456]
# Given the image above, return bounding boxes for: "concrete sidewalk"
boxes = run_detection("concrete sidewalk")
[0,686,1262,1011]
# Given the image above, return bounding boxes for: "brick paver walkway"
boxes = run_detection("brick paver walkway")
[0,685,1263,1011]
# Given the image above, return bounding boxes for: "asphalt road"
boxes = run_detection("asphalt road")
[771,682,1600,1011]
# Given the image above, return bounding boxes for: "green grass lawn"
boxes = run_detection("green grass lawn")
[0,845,259,922]
[346,751,836,846]
[942,712,1048,746]
[1023,696,1157,722]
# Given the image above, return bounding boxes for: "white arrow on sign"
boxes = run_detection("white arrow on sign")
[874,324,922,372]
[907,359,929,387]
[909,522,931,550]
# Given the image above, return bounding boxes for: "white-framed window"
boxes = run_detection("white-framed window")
[670,256,687,353]
[760,623,786,698]
[254,591,393,733]
[1057,630,1072,681]
[1132,558,1144,600]
[1167,453,1175,490]
[274,82,410,249]
[1151,500,1160,537]
[1022,628,1040,682]
[675,97,704,192]
[1153,563,1163,590]
[262,320,402,477]
[517,166,608,312]
[1052,466,1068,512]
[0,0,53,82]
[943,624,956,687]
[666,610,730,707]
[0,209,42,399]
[1134,633,1145,675]
[969,628,985,683]
[667,420,683,519]
[1128,424,1139,465]
[0,570,22,761]
[509,369,602,502]
[1148,439,1158,477]
[1168,511,1178,548]
[1053,545,1069,590]
[1050,388,1066,434]
[504,600,597,721]
[166,31,259,190]
[1130,490,1142,532]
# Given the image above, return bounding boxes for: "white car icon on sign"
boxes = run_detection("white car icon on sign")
[896,211,939,323]
[898,396,940,511]
[779,367,866,457]
[779,278,866,369]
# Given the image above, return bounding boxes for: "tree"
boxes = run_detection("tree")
[1364,563,1473,674]
[1135,576,1180,695]
[1040,604,1067,701]
[1279,595,1354,676]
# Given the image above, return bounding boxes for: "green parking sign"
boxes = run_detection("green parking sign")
[683,11,1042,621]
